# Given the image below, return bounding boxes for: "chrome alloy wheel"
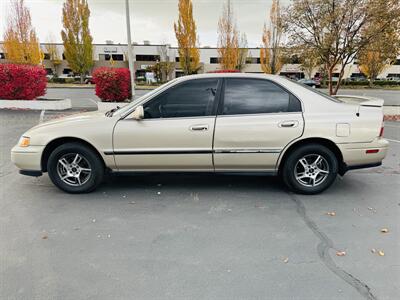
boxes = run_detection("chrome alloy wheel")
[294,154,330,187]
[56,153,92,186]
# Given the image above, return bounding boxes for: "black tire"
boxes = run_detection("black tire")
[282,143,338,194]
[47,142,104,193]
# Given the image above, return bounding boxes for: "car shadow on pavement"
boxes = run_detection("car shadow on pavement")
[102,173,285,193]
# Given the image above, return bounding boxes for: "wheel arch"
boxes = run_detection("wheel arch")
[277,137,345,175]
[41,137,106,172]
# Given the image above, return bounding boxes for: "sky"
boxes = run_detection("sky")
[0,0,291,47]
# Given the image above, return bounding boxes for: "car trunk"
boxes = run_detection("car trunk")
[333,95,384,142]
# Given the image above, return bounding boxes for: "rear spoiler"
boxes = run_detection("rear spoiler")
[333,95,384,107]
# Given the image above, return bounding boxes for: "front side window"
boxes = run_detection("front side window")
[223,78,301,115]
[144,79,220,119]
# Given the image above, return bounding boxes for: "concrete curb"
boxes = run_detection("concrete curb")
[383,106,400,121]
[0,99,72,110]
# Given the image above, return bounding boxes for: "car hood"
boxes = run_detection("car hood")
[27,111,107,133]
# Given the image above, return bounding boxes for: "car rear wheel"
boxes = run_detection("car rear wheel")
[282,144,338,194]
[47,142,104,193]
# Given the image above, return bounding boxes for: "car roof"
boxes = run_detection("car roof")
[174,72,282,82]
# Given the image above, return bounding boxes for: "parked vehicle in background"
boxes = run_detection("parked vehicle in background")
[386,76,400,82]
[11,74,388,194]
[298,78,320,88]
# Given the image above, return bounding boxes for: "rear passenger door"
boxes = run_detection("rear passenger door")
[213,78,304,171]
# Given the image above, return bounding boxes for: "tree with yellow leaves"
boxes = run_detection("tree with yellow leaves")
[45,33,62,75]
[260,0,283,74]
[174,0,200,75]
[359,25,400,87]
[3,0,42,65]
[217,0,239,70]
[61,0,93,83]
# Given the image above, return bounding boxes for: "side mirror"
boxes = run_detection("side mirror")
[131,105,144,120]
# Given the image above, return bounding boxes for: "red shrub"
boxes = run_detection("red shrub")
[93,67,132,102]
[0,64,47,100]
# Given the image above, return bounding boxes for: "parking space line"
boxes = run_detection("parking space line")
[387,138,400,143]
[39,110,45,123]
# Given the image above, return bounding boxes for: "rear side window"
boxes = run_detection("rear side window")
[222,78,301,115]
[144,79,219,119]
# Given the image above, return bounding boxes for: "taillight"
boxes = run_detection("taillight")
[379,118,384,137]
[366,149,379,154]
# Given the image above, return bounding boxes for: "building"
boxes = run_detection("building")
[1,41,400,81]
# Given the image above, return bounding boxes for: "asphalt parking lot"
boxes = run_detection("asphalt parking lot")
[0,110,399,300]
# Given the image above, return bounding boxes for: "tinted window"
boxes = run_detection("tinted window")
[223,78,301,115]
[144,79,219,119]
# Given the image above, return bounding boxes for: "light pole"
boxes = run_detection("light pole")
[125,0,135,98]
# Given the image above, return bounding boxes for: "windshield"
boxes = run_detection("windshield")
[116,78,180,115]
[285,77,343,103]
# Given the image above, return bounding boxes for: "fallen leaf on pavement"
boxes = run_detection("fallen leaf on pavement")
[129,201,136,205]
[371,248,376,253]
[336,251,346,256]
[378,250,385,256]
[326,211,336,216]
[283,257,289,263]
[380,228,389,233]
[42,235,48,240]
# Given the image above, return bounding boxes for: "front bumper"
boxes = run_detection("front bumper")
[11,145,45,174]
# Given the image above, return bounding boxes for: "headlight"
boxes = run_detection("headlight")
[19,136,30,147]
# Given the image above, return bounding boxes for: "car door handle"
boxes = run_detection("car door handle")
[190,124,209,131]
[279,121,299,128]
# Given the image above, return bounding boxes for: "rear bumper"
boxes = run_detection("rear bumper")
[339,162,382,175]
[338,138,388,175]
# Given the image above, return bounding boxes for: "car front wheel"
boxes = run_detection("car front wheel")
[282,144,338,194]
[47,142,104,193]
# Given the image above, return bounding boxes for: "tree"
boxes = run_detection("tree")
[174,0,200,75]
[3,0,42,65]
[45,33,62,75]
[260,0,283,74]
[61,0,93,83]
[299,47,320,79]
[358,25,400,87]
[284,0,400,95]
[236,33,248,71]
[156,45,175,82]
[218,0,239,70]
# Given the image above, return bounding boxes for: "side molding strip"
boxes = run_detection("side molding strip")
[104,149,282,155]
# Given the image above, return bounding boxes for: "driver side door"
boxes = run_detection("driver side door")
[112,78,221,171]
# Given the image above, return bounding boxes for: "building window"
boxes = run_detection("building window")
[112,54,123,61]
[210,57,220,64]
[99,54,110,61]
[44,53,51,60]
[136,54,160,62]
[245,57,260,64]
[0,53,5,59]
[175,57,180,62]
[393,59,400,65]
[99,54,123,61]
[387,73,400,78]
[63,68,72,75]
[62,53,66,60]
[45,68,53,75]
